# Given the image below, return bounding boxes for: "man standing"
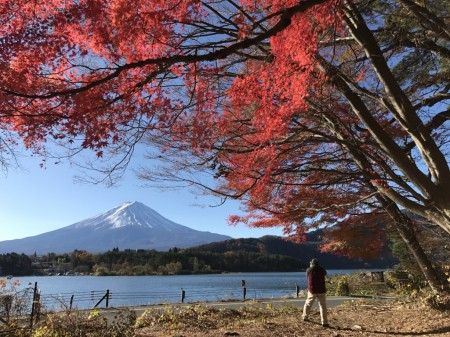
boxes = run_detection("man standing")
[302,258,329,327]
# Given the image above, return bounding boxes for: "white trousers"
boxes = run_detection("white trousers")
[302,291,328,324]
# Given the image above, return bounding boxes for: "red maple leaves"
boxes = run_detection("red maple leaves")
[1,1,449,266]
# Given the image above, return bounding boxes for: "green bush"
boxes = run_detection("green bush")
[335,276,350,296]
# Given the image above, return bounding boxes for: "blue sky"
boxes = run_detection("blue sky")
[0,152,283,241]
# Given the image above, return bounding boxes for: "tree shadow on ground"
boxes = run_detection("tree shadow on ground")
[330,325,450,336]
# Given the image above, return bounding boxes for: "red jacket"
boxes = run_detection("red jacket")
[306,265,327,294]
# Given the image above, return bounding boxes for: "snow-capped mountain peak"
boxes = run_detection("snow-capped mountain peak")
[71,201,181,230]
[104,201,154,229]
[0,201,232,254]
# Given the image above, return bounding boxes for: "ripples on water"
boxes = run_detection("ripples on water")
[13,270,353,309]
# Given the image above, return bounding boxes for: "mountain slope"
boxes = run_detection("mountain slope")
[0,202,232,254]
[186,234,397,269]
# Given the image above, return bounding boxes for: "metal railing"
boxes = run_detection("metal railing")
[1,279,305,334]
[35,285,298,310]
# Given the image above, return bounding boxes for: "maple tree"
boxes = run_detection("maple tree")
[0,0,449,295]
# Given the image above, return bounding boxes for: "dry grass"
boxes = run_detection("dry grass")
[135,299,450,337]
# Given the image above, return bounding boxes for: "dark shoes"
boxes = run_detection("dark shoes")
[322,323,330,328]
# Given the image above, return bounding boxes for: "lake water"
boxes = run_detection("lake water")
[10,270,358,310]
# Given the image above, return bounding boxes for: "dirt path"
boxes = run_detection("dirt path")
[135,300,450,337]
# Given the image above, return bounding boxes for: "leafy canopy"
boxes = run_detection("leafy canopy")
[0,1,449,259]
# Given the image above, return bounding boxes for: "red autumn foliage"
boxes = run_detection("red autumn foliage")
[0,1,449,268]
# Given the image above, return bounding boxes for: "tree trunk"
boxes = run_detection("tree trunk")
[380,197,449,296]
[321,108,449,296]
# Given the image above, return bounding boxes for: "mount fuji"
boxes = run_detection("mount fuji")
[0,202,232,254]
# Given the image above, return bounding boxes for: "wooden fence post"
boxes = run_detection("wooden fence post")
[241,279,246,301]
[181,288,186,303]
[30,282,38,328]
[93,290,110,308]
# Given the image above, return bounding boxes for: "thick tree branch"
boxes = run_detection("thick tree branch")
[342,0,450,185]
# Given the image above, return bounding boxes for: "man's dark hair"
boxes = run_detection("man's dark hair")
[310,258,319,266]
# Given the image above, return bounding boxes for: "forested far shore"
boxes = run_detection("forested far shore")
[0,236,399,276]
[0,248,306,276]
